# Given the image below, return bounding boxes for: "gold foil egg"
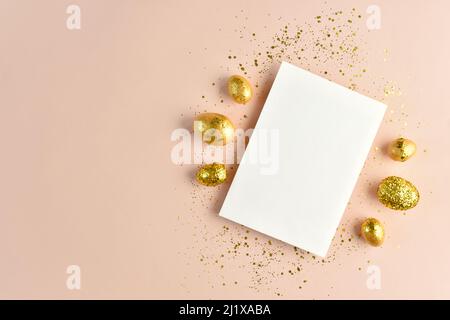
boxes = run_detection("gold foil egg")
[377,176,420,210]
[193,113,235,145]
[196,163,227,186]
[361,218,385,247]
[228,75,253,104]
[388,137,416,162]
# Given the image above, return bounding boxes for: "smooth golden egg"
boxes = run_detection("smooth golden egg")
[228,75,253,104]
[388,137,416,162]
[377,176,420,210]
[361,218,385,247]
[193,113,235,145]
[196,163,227,186]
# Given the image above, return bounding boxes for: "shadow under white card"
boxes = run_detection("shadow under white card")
[219,61,386,257]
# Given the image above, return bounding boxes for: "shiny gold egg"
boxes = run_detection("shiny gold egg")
[361,218,385,247]
[388,137,416,162]
[228,75,253,104]
[193,113,235,145]
[377,176,420,210]
[196,163,227,186]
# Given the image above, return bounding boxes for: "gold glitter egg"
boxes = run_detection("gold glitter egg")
[388,137,416,162]
[361,218,385,247]
[196,163,227,186]
[377,176,420,210]
[193,113,235,145]
[228,75,253,104]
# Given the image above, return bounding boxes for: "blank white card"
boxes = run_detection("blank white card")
[219,62,386,257]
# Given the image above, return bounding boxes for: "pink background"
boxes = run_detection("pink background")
[1,0,450,299]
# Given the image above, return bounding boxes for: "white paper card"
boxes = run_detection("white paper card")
[219,61,386,257]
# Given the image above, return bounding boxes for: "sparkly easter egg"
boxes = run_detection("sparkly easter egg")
[377,176,420,210]
[361,218,385,247]
[196,163,227,186]
[388,137,416,162]
[228,75,253,104]
[193,113,235,145]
